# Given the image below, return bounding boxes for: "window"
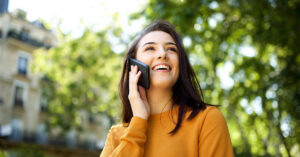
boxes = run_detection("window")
[14,86,24,107]
[17,56,28,75]
[40,96,48,112]
[37,123,47,144]
[10,119,23,141]
[12,80,27,108]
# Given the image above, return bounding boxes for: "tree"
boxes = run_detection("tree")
[32,27,124,134]
[131,0,299,156]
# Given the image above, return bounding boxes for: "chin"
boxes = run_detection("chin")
[150,79,176,89]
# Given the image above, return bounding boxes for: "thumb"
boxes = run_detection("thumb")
[138,86,147,101]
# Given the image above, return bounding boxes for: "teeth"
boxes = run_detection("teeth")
[154,65,169,70]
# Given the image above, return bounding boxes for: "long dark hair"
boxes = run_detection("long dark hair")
[119,20,209,134]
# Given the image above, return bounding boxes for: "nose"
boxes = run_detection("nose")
[157,47,167,59]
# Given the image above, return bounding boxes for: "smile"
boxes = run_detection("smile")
[152,63,172,71]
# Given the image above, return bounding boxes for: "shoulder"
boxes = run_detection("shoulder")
[197,106,234,156]
[198,105,229,130]
[187,105,227,128]
[188,105,223,118]
[203,106,225,120]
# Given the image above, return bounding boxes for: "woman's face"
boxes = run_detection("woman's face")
[136,31,179,89]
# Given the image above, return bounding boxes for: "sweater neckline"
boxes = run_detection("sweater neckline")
[149,105,179,118]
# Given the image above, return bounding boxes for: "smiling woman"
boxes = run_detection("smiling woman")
[99,20,234,157]
[136,31,179,94]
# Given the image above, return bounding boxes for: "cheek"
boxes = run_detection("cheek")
[136,54,152,66]
[172,56,179,70]
[173,56,180,78]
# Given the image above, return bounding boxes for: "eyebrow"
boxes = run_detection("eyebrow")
[142,42,177,47]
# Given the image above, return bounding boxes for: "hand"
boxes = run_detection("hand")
[128,65,150,120]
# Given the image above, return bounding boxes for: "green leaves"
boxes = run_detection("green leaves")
[32,28,124,135]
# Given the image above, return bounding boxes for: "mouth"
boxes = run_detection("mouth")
[152,63,172,71]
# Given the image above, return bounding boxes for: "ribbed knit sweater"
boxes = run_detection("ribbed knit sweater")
[100,106,234,157]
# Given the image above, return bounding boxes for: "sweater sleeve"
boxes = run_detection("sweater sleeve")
[100,116,148,157]
[199,107,234,157]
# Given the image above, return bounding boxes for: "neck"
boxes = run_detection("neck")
[147,87,173,114]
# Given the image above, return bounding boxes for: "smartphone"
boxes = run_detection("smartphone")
[129,58,150,89]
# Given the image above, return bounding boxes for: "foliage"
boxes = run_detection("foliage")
[131,0,299,156]
[0,150,8,157]
[32,27,124,134]
[0,145,52,157]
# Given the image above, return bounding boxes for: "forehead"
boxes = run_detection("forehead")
[138,31,175,47]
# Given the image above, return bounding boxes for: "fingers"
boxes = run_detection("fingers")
[128,65,142,99]
[128,66,150,120]
[129,65,141,83]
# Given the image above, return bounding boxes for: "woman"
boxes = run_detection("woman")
[100,20,234,157]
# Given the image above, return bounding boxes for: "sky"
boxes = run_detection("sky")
[9,0,147,38]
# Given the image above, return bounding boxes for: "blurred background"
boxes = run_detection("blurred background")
[0,0,299,156]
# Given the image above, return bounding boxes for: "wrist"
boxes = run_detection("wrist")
[133,113,149,120]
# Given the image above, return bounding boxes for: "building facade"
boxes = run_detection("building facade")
[0,9,56,137]
[0,9,108,156]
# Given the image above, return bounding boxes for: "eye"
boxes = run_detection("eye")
[145,46,155,51]
[168,47,177,52]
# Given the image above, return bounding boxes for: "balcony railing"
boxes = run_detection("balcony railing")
[7,30,51,49]
[17,68,27,76]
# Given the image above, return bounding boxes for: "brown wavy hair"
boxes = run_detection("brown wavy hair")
[119,20,209,134]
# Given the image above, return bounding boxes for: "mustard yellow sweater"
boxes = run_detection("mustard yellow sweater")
[100,106,234,157]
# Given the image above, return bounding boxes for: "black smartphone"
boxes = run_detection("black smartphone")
[129,58,150,89]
